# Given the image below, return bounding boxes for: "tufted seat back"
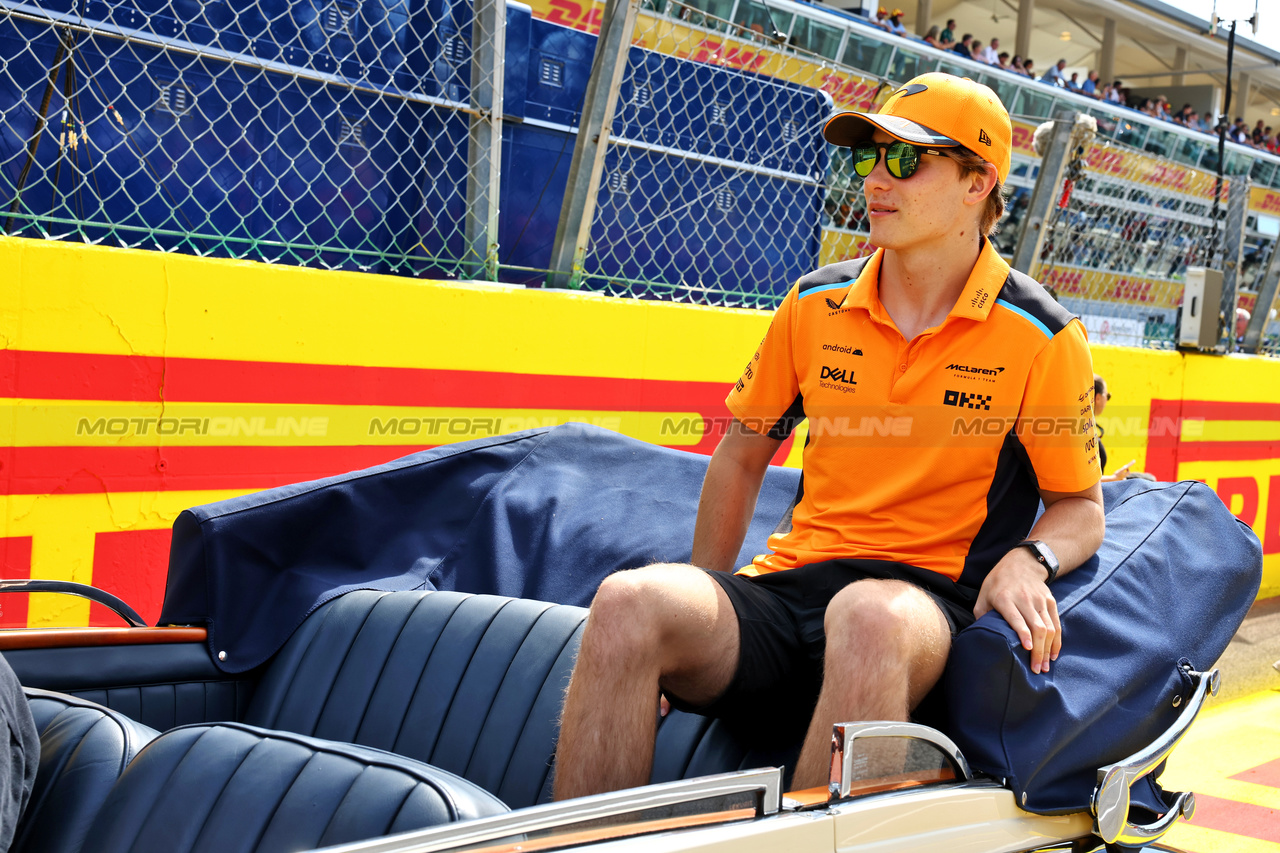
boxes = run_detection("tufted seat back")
[244,590,585,809]
[14,690,158,853]
[78,722,508,853]
[243,590,803,807]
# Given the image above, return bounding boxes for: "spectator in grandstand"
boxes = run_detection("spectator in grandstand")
[1236,308,1252,346]
[1155,96,1172,122]
[923,25,944,49]
[1081,70,1099,97]
[997,51,1011,71]
[1263,127,1276,153]
[940,18,957,47]
[886,9,907,37]
[1010,54,1028,76]
[1022,58,1036,78]
[874,7,891,31]
[1105,81,1124,105]
[1065,73,1081,93]
[1252,120,1266,147]
[952,33,974,59]
[1041,59,1068,86]
[978,37,1000,65]
[1230,117,1249,145]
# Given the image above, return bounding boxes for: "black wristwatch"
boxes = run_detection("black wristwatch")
[1017,539,1060,584]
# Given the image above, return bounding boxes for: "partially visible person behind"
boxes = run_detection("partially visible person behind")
[1081,70,1099,97]
[1093,375,1154,482]
[923,24,943,49]
[1065,72,1081,92]
[0,653,37,853]
[951,33,973,59]
[996,51,1011,71]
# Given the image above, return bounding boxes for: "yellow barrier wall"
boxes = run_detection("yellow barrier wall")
[2,236,1277,628]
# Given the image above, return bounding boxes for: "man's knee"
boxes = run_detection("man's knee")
[584,564,704,654]
[823,580,922,657]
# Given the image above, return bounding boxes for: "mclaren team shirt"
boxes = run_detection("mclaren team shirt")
[726,240,1100,588]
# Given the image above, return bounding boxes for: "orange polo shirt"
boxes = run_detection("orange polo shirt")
[726,241,1100,587]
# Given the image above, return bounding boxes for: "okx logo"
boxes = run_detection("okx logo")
[943,389,992,410]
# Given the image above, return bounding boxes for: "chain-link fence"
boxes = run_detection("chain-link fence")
[1,0,504,276]
[1021,115,1280,353]
[547,0,865,308]
[1027,135,1223,349]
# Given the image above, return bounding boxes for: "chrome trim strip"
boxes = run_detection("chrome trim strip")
[318,767,783,853]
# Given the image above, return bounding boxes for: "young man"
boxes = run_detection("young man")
[553,73,1103,800]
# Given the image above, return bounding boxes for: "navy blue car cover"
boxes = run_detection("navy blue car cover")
[161,424,1262,816]
[159,424,801,672]
[945,478,1261,815]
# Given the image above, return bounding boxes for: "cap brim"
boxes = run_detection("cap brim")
[823,112,959,148]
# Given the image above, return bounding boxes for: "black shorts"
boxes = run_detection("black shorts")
[666,559,977,739]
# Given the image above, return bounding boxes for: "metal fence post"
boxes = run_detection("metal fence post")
[466,0,506,281]
[1010,108,1076,278]
[1242,244,1280,353]
[1219,174,1251,350]
[546,0,639,289]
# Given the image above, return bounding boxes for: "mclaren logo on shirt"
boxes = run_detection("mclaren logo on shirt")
[946,362,1004,376]
[944,362,1004,384]
[943,389,992,410]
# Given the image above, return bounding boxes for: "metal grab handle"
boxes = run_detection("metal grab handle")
[829,721,972,800]
[1091,665,1219,846]
[0,579,148,627]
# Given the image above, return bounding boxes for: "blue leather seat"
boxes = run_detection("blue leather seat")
[245,590,584,809]
[79,722,508,853]
[14,689,158,853]
[244,590,801,806]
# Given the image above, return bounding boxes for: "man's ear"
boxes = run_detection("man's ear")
[964,163,999,207]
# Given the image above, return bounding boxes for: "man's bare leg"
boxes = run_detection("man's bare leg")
[553,564,740,800]
[790,579,952,790]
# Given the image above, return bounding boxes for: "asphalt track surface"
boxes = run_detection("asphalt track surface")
[1161,596,1280,852]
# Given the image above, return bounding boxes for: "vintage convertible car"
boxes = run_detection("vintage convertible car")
[0,425,1262,853]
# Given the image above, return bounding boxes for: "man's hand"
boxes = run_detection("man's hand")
[974,547,1060,674]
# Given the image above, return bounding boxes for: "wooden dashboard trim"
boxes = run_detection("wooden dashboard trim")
[0,627,208,650]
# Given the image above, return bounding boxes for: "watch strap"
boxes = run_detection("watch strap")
[1017,539,1059,584]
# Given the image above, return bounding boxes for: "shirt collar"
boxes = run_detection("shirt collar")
[840,239,1010,324]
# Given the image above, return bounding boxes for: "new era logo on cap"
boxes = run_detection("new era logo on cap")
[978,129,992,146]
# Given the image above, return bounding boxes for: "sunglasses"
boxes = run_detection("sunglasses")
[852,140,947,179]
